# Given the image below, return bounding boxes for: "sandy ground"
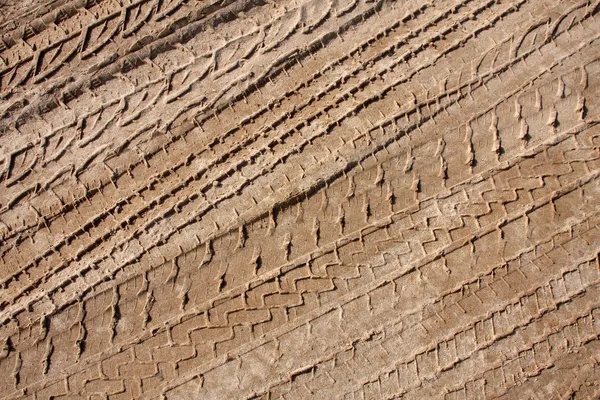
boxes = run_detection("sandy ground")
[0,0,599,398]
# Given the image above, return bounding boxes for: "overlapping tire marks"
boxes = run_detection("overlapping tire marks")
[0,0,478,318]
[266,194,600,399]
[0,0,382,244]
[0,0,584,268]
[251,242,600,399]
[162,128,600,399]
[0,0,238,100]
[0,0,384,266]
[0,0,417,271]
[0,0,592,362]
[151,6,600,396]
[0,0,598,398]
[0,0,390,328]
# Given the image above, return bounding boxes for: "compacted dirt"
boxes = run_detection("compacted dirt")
[0,0,599,398]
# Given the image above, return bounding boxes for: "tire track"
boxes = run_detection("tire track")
[0,0,524,319]
[0,0,592,368]
[398,280,600,400]
[495,335,600,399]
[0,0,382,230]
[0,0,598,397]
[0,0,425,263]
[9,114,599,398]
[253,249,600,399]
[157,152,600,399]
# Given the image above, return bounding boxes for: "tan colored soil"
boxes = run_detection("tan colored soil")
[0,0,599,398]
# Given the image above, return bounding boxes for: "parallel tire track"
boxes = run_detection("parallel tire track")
[0,0,598,398]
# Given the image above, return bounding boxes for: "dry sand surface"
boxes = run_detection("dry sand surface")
[0,0,599,398]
